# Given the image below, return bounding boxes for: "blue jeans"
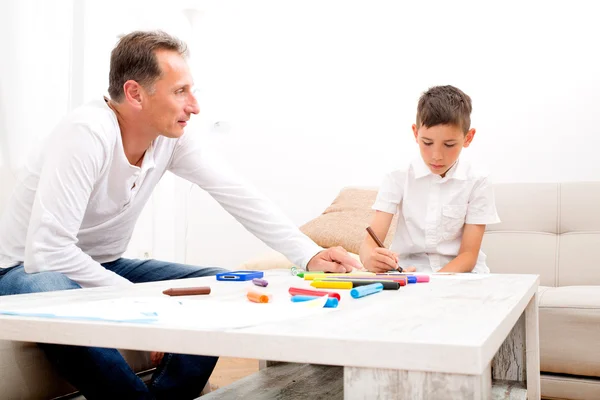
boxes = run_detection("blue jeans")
[0,258,227,400]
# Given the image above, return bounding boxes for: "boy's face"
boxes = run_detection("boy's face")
[412,124,475,177]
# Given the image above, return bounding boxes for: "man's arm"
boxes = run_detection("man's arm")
[25,124,132,287]
[168,134,360,272]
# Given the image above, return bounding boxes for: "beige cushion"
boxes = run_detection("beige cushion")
[539,286,600,377]
[557,182,600,286]
[560,182,600,233]
[240,251,301,271]
[559,233,600,286]
[482,233,557,287]
[299,187,396,254]
[482,183,559,286]
[483,182,600,287]
[241,250,361,271]
[240,187,392,271]
[487,183,559,234]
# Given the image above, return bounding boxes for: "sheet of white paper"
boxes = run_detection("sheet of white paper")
[0,295,333,330]
[429,273,490,280]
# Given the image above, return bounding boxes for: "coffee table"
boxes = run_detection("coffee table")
[0,270,539,399]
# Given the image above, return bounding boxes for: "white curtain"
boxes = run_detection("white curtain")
[0,0,73,174]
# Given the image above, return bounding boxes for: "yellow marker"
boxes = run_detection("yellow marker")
[304,273,375,281]
[310,281,353,289]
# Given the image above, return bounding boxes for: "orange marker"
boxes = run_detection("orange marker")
[247,289,271,303]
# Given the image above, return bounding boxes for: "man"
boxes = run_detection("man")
[0,31,359,399]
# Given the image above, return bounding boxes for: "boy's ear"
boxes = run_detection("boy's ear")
[412,124,419,142]
[463,128,476,148]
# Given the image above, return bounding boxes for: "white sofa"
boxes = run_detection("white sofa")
[484,182,600,400]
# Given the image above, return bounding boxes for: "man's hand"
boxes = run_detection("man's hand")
[306,246,362,272]
[151,351,164,367]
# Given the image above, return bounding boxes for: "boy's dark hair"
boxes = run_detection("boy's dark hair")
[108,30,188,103]
[416,85,472,133]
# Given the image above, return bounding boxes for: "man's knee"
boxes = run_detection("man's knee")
[0,266,81,295]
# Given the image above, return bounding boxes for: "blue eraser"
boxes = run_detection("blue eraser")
[216,271,264,281]
[350,283,384,299]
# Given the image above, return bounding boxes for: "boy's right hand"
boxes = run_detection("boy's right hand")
[364,248,400,273]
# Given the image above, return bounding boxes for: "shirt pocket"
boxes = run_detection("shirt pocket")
[441,204,468,241]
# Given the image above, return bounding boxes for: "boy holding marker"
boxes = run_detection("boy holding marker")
[360,85,500,274]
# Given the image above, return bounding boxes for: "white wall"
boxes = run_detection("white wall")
[0,0,73,172]
[2,0,599,269]
[182,0,600,268]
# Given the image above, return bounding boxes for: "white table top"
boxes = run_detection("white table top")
[0,270,538,375]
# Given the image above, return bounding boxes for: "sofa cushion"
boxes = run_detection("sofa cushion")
[482,233,557,287]
[240,250,361,271]
[541,374,600,400]
[558,233,600,286]
[539,286,600,377]
[558,182,600,286]
[299,187,397,254]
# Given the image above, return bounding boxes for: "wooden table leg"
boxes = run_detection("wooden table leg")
[344,364,491,399]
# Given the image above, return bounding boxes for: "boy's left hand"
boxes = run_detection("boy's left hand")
[307,247,362,273]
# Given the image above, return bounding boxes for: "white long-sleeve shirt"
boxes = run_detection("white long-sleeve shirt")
[0,99,322,287]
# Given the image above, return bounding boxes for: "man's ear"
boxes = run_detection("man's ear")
[412,124,419,142]
[123,80,144,110]
[463,128,476,148]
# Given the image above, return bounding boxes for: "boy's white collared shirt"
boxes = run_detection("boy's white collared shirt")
[372,158,500,273]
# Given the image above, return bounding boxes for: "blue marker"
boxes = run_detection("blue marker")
[407,275,417,284]
[290,295,339,308]
[350,283,384,299]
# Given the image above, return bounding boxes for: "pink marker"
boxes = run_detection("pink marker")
[415,275,430,283]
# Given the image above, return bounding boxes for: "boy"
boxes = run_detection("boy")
[360,85,500,273]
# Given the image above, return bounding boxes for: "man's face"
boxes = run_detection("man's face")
[412,123,475,177]
[142,49,199,138]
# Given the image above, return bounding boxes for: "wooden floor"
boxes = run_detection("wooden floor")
[209,357,259,391]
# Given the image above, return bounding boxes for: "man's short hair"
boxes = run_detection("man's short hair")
[416,85,472,133]
[108,30,188,102]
